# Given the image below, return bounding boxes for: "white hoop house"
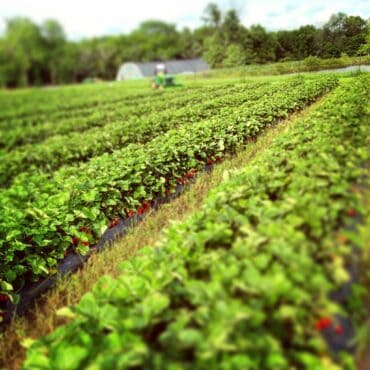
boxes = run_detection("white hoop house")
[116,58,209,80]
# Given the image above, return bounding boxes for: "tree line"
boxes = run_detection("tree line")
[0,3,369,87]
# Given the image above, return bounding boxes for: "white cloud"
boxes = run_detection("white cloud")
[0,0,213,38]
[241,0,370,30]
[0,0,368,39]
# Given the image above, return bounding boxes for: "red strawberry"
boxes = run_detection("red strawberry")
[127,210,135,217]
[108,217,119,229]
[137,207,145,215]
[315,317,332,331]
[334,325,343,335]
[186,170,195,179]
[142,201,150,210]
[165,188,171,195]
[347,208,356,217]
[206,159,213,165]
[0,294,9,302]
[72,237,80,246]
[82,241,89,247]
[80,226,93,234]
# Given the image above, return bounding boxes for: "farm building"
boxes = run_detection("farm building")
[116,58,209,80]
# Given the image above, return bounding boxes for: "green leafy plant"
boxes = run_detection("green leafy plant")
[21,75,369,369]
[0,76,336,304]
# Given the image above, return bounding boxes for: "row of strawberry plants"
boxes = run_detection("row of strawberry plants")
[0,80,280,186]
[0,76,337,297]
[0,82,179,124]
[0,78,323,210]
[21,75,369,369]
[0,87,169,131]
[0,83,219,133]
[0,83,262,151]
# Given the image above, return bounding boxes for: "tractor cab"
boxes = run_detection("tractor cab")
[152,63,177,89]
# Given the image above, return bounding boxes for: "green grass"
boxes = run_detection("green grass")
[188,55,370,80]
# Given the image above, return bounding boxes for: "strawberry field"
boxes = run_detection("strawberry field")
[0,74,369,369]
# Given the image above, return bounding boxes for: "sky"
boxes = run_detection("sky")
[0,0,369,40]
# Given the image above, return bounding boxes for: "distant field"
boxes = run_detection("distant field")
[189,55,370,79]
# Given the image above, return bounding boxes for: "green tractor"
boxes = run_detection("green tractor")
[152,63,180,89]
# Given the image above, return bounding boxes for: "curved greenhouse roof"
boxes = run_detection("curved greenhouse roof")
[116,58,209,80]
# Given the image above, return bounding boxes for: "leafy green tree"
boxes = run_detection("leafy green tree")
[41,19,66,83]
[130,20,182,61]
[203,34,224,68]
[222,10,243,45]
[0,38,22,87]
[202,4,250,68]
[223,43,246,67]
[201,3,225,67]
[56,42,80,83]
[275,30,295,60]
[179,28,199,58]
[4,17,45,86]
[247,25,277,63]
[296,25,319,58]
[342,15,368,55]
[322,13,367,57]
[202,3,222,29]
[358,20,370,55]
